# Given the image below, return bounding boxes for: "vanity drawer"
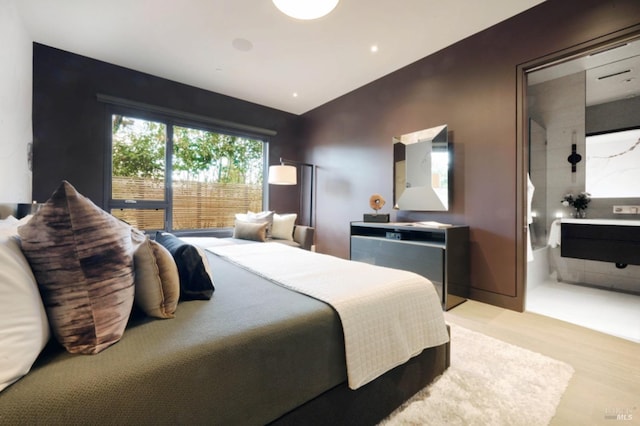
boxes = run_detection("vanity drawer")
[561,223,640,265]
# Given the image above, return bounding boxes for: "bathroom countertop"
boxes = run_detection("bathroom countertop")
[561,218,640,226]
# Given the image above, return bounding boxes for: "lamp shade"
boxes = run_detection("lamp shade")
[268,165,297,185]
[272,0,339,20]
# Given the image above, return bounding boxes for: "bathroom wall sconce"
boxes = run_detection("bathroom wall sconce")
[567,143,582,172]
[567,131,582,173]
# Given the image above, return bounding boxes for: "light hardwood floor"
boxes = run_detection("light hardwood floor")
[444,300,640,426]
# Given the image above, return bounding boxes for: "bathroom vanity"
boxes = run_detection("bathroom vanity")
[561,219,640,267]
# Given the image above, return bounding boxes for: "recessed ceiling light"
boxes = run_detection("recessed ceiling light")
[370,45,379,53]
[292,92,298,98]
[272,0,339,20]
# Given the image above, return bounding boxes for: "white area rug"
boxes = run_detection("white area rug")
[381,324,574,426]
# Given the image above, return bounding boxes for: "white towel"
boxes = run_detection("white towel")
[527,174,535,262]
[548,219,562,248]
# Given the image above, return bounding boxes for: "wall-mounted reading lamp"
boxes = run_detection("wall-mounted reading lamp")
[268,158,315,227]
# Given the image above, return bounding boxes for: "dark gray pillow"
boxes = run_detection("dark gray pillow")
[155,232,214,300]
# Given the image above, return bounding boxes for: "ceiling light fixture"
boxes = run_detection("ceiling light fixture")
[272,0,339,20]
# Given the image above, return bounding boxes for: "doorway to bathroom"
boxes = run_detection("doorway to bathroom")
[522,33,640,343]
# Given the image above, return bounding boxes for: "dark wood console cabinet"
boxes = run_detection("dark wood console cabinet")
[350,222,469,310]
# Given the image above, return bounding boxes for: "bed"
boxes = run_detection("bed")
[0,195,450,425]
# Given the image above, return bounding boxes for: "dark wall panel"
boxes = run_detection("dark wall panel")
[32,44,300,214]
[32,0,640,312]
[300,0,640,310]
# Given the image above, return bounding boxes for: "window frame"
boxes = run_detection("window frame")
[105,104,270,234]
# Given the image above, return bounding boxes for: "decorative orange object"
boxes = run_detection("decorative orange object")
[369,194,386,212]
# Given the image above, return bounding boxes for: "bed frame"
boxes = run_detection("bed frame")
[1,209,450,424]
[272,327,450,425]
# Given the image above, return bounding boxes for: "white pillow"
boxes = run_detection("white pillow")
[242,210,274,237]
[0,215,19,225]
[0,232,50,392]
[271,213,297,241]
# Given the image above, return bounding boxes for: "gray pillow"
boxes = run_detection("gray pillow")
[236,211,274,237]
[233,220,268,242]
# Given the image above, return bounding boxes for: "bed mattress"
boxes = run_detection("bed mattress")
[0,253,346,425]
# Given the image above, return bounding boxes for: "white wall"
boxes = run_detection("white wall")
[0,0,32,203]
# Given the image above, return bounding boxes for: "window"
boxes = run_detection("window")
[109,113,265,232]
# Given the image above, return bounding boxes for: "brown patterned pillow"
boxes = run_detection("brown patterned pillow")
[18,181,135,354]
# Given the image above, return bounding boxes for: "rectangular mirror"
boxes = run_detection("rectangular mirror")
[586,127,640,198]
[393,124,449,211]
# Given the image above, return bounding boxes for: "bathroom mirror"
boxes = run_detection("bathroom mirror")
[586,127,640,198]
[393,124,449,211]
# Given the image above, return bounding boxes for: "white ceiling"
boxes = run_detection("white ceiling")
[17,0,545,115]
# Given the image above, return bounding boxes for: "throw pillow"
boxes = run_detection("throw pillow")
[0,232,50,392]
[236,210,274,237]
[133,235,180,319]
[18,180,135,355]
[233,219,268,242]
[0,215,19,230]
[155,232,215,300]
[271,213,297,241]
[247,210,274,236]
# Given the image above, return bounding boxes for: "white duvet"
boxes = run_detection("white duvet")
[207,242,449,389]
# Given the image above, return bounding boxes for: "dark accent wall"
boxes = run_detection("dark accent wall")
[32,44,301,214]
[32,0,640,312]
[299,0,640,310]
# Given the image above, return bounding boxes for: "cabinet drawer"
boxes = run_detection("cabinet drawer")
[350,236,445,302]
[561,223,640,265]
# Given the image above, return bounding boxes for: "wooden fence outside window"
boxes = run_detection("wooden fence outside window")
[112,177,262,230]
